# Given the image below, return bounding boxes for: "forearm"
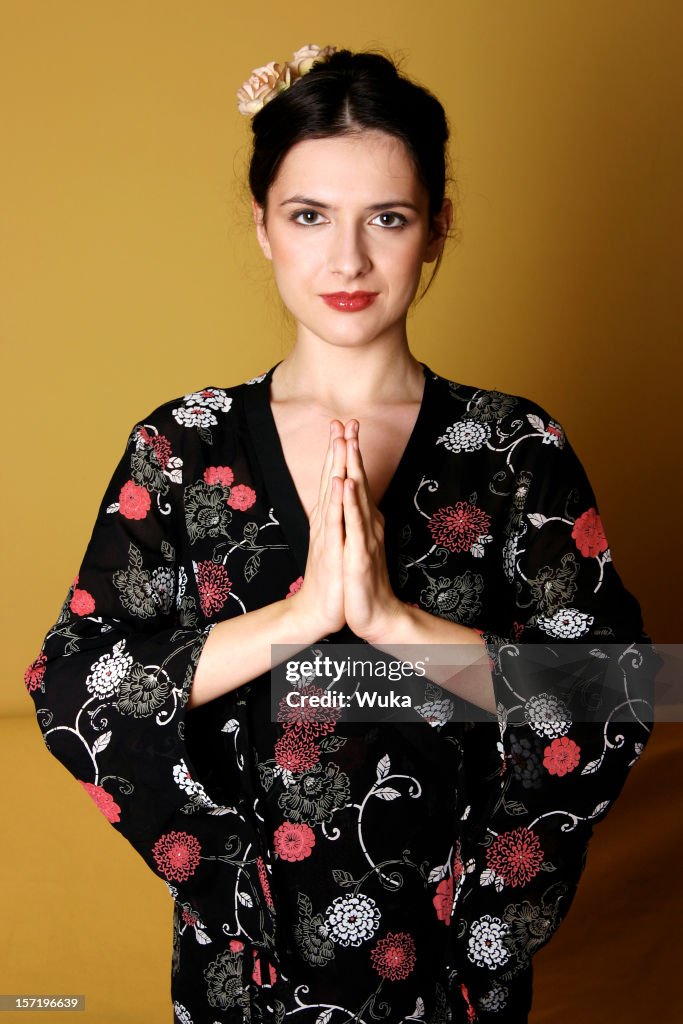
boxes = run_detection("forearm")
[366,603,497,716]
[189,597,324,709]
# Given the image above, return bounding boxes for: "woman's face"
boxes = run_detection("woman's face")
[252,130,452,349]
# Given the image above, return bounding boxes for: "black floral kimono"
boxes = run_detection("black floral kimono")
[25,362,657,1024]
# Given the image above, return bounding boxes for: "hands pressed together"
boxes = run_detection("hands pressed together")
[289,419,404,643]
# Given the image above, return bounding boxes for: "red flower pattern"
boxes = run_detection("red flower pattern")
[119,479,151,520]
[543,735,581,776]
[486,826,544,887]
[433,875,454,924]
[285,575,304,598]
[204,465,234,487]
[274,730,320,772]
[143,432,172,469]
[70,588,95,616]
[428,501,491,553]
[152,830,202,881]
[256,855,275,910]
[251,950,277,986]
[227,484,257,511]
[79,781,121,823]
[251,953,262,986]
[453,846,464,885]
[572,507,609,557]
[195,561,232,617]
[276,685,339,738]
[24,652,47,693]
[460,983,477,1023]
[370,932,416,981]
[273,821,316,862]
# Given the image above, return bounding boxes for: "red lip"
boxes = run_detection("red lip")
[321,291,379,311]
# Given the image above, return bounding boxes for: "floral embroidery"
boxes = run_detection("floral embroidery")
[537,606,595,638]
[324,894,381,946]
[524,692,572,739]
[256,856,275,910]
[79,781,121,823]
[485,827,545,888]
[436,419,491,453]
[543,736,581,776]
[194,560,232,617]
[419,571,484,622]
[70,587,95,616]
[117,663,170,717]
[467,916,510,967]
[572,507,609,557]
[204,465,234,487]
[24,651,47,693]
[203,948,249,1012]
[184,481,232,542]
[273,821,316,861]
[152,831,202,882]
[274,731,320,772]
[433,875,454,924]
[118,479,152,520]
[26,367,655,1023]
[370,931,416,980]
[86,640,132,698]
[286,575,304,598]
[227,483,257,511]
[428,501,492,553]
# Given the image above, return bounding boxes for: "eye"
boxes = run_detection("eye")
[290,208,326,226]
[371,211,409,229]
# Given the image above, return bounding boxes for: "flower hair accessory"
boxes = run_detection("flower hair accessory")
[236,44,337,116]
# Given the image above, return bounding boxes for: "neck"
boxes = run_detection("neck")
[270,333,425,412]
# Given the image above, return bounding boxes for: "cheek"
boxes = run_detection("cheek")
[270,235,316,281]
[388,243,426,289]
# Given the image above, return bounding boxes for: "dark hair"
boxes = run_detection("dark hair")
[248,48,455,299]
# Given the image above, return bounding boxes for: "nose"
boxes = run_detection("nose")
[327,220,372,279]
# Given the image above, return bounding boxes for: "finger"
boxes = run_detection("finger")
[326,473,346,544]
[346,436,373,520]
[322,435,347,523]
[313,420,345,521]
[344,418,359,442]
[343,476,369,551]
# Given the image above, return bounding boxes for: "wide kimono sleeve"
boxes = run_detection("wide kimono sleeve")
[23,404,276,945]
[451,403,660,1016]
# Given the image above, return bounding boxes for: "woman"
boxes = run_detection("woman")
[25,47,656,1024]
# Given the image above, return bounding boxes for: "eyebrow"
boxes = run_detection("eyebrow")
[279,194,420,213]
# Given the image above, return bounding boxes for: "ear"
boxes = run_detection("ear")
[251,197,272,260]
[423,198,453,264]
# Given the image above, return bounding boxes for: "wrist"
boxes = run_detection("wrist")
[278,593,334,645]
[362,599,412,647]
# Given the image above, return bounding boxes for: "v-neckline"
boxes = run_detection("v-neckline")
[243,360,435,578]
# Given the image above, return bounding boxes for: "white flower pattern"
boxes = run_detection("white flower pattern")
[172,406,218,429]
[85,639,133,698]
[436,419,491,453]
[467,915,511,967]
[537,606,595,638]
[324,894,381,946]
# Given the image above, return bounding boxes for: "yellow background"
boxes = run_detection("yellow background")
[2,1,681,1021]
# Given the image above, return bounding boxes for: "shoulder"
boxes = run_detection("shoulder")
[127,372,268,447]
[430,368,568,450]
[133,383,238,432]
